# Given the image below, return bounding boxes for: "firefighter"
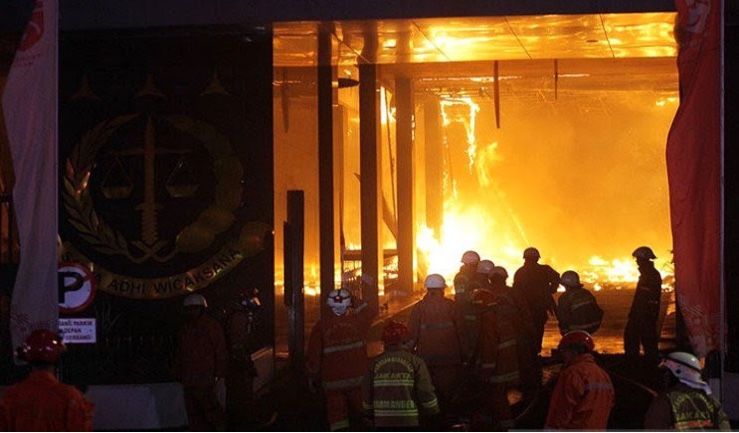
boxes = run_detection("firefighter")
[644,352,730,430]
[493,266,539,401]
[624,246,662,368]
[545,331,614,430]
[470,287,520,431]
[408,274,463,414]
[474,259,495,290]
[556,270,604,335]
[487,264,511,300]
[0,329,94,431]
[363,321,440,430]
[174,294,228,431]
[459,259,496,362]
[224,289,261,430]
[306,287,373,431]
[513,247,560,355]
[453,250,481,303]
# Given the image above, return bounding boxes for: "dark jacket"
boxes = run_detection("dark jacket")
[513,262,560,318]
[556,287,603,335]
[628,263,662,320]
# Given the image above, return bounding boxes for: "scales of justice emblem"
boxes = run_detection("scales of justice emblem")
[62,74,270,299]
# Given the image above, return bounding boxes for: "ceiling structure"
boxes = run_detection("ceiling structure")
[273,13,679,102]
[274,12,678,67]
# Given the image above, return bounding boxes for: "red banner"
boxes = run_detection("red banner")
[666,0,721,357]
[2,0,59,355]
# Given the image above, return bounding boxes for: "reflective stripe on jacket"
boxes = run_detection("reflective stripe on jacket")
[475,300,520,386]
[557,287,603,335]
[306,305,371,387]
[545,353,614,430]
[667,387,728,431]
[408,294,462,367]
[362,348,439,428]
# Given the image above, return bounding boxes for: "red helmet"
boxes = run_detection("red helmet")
[382,321,409,346]
[17,329,66,364]
[558,330,594,353]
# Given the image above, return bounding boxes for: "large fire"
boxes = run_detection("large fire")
[415,94,673,291]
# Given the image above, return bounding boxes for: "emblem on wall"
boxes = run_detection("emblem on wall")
[62,85,270,299]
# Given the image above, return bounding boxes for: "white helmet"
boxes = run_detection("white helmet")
[490,266,508,279]
[183,294,208,308]
[327,288,352,316]
[632,246,657,260]
[477,259,495,275]
[461,251,481,265]
[560,270,583,289]
[661,352,711,393]
[424,274,446,290]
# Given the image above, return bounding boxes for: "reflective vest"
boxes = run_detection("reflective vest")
[667,388,724,431]
[362,348,439,428]
[408,294,462,366]
[306,304,371,389]
[556,287,603,335]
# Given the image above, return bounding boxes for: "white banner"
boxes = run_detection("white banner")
[3,0,59,355]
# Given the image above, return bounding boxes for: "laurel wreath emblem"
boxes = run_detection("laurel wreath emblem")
[62,114,138,259]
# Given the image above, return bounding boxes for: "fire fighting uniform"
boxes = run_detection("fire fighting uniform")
[225,304,259,429]
[497,286,540,398]
[556,286,604,335]
[408,292,463,409]
[624,261,662,366]
[175,313,228,431]
[545,353,614,430]
[0,370,94,431]
[513,262,560,355]
[362,347,440,429]
[472,298,520,430]
[644,382,730,430]
[453,266,479,303]
[306,303,372,431]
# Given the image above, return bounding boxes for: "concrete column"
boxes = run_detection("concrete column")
[317,27,335,315]
[396,76,414,294]
[424,100,443,239]
[359,61,381,317]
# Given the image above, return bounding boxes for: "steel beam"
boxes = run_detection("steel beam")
[395,76,414,295]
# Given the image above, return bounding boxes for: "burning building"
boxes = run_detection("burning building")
[0,0,734,429]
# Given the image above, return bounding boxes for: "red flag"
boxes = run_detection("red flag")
[2,0,59,354]
[666,0,721,357]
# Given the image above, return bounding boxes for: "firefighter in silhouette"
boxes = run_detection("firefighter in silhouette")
[306,287,373,431]
[453,250,481,303]
[624,246,662,368]
[468,285,519,431]
[459,259,496,361]
[644,352,730,430]
[556,271,603,335]
[0,329,94,431]
[493,266,539,401]
[174,294,228,431]
[362,321,440,430]
[545,331,614,430]
[408,274,463,416]
[224,289,262,430]
[513,247,560,355]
